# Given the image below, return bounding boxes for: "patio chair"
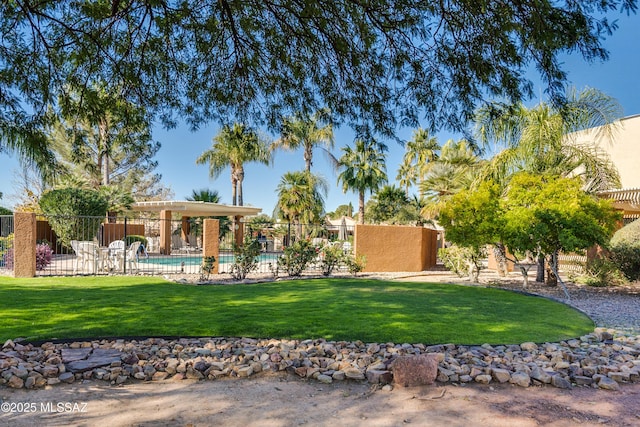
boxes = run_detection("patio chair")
[107,240,125,271]
[71,240,99,274]
[125,241,142,272]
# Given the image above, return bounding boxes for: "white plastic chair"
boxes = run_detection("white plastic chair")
[71,240,99,273]
[124,241,142,272]
[107,240,126,271]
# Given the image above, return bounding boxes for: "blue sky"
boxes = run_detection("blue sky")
[2,16,640,215]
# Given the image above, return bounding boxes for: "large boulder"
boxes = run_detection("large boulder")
[392,354,438,387]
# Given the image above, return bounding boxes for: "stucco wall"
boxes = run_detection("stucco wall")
[14,212,36,277]
[574,114,640,189]
[203,219,220,274]
[354,224,437,272]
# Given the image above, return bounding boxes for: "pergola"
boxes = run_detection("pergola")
[131,200,262,254]
[599,188,640,224]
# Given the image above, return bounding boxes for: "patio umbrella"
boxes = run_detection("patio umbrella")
[338,217,348,241]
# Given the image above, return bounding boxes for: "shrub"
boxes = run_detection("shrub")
[609,219,640,281]
[319,244,345,276]
[39,188,108,247]
[35,243,53,271]
[439,245,486,282]
[344,254,366,276]
[0,206,12,215]
[200,256,216,281]
[230,237,261,280]
[2,243,52,271]
[278,239,318,276]
[2,247,14,270]
[573,257,627,287]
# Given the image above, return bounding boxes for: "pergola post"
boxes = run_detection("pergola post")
[203,219,220,274]
[160,209,172,255]
[181,216,190,242]
[234,215,244,246]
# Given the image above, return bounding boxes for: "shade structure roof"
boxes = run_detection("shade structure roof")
[131,200,262,217]
[599,188,640,213]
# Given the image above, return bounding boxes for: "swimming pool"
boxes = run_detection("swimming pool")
[139,253,278,266]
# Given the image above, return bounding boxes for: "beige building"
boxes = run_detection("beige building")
[573,114,640,222]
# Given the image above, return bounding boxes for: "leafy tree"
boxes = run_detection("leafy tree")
[438,182,504,281]
[39,187,108,247]
[337,139,387,224]
[196,123,271,206]
[366,185,409,224]
[439,174,620,293]
[503,173,619,297]
[397,128,440,195]
[272,109,336,172]
[2,1,636,171]
[475,87,623,281]
[275,171,328,236]
[327,203,354,220]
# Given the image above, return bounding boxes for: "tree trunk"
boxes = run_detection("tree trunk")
[358,191,365,224]
[237,167,244,206]
[546,253,558,286]
[99,119,110,186]
[536,254,545,282]
[231,172,237,206]
[304,144,312,172]
[493,244,508,277]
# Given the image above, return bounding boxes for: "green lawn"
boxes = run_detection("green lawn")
[0,276,593,345]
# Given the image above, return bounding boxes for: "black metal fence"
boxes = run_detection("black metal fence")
[0,215,13,273]
[2,214,355,277]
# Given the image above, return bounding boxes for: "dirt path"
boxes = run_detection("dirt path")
[2,373,640,427]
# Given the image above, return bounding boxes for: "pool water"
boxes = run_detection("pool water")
[140,254,276,266]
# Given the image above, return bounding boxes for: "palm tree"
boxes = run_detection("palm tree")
[275,171,328,238]
[419,139,482,219]
[337,139,387,224]
[475,87,622,193]
[396,128,440,195]
[196,123,271,206]
[474,86,623,283]
[272,109,336,172]
[186,188,231,239]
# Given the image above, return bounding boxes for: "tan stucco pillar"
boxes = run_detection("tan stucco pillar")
[203,219,220,274]
[181,216,191,241]
[234,215,244,246]
[14,212,36,277]
[160,210,172,255]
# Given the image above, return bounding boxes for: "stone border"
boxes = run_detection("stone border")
[1,326,638,391]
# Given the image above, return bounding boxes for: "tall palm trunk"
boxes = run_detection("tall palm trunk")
[304,145,313,172]
[237,166,245,206]
[358,190,365,224]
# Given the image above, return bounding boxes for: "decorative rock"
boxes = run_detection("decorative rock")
[332,371,346,381]
[344,367,365,380]
[551,375,572,389]
[392,354,438,387]
[475,375,492,384]
[510,372,530,387]
[152,372,169,381]
[317,374,333,384]
[491,368,511,383]
[7,375,24,388]
[598,376,621,391]
[366,370,392,385]
[59,372,75,384]
[237,366,254,378]
[520,342,538,352]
